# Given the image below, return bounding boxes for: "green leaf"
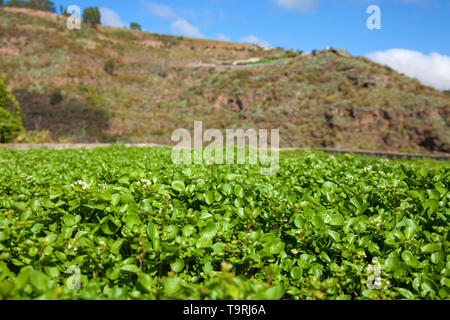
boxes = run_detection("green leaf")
[29,270,50,293]
[182,225,195,237]
[312,214,324,229]
[234,198,244,208]
[196,237,212,249]
[164,225,178,240]
[294,215,305,228]
[268,239,285,255]
[126,214,141,228]
[258,285,284,300]
[147,222,159,242]
[200,221,217,239]
[121,264,140,274]
[171,181,185,192]
[397,288,415,299]
[111,194,120,206]
[431,250,444,264]
[30,199,41,212]
[401,251,415,266]
[423,199,439,214]
[221,183,232,195]
[290,266,302,279]
[62,214,77,226]
[205,191,215,205]
[421,243,440,253]
[329,214,345,226]
[170,258,185,273]
[136,274,153,293]
[234,185,245,198]
[111,239,125,254]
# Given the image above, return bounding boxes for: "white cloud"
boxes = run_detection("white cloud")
[366,49,450,90]
[276,0,317,12]
[100,8,127,28]
[216,33,231,42]
[170,19,205,38]
[145,2,176,19]
[240,35,271,47]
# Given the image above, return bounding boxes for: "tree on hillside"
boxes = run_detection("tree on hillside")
[5,0,25,8]
[59,5,70,17]
[5,0,56,12]
[0,77,23,143]
[130,22,142,31]
[0,0,4,7]
[83,7,100,27]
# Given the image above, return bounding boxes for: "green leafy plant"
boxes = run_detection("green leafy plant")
[0,147,448,300]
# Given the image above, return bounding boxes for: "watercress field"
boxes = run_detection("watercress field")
[0,146,448,300]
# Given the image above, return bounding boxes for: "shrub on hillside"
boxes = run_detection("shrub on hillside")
[14,129,52,143]
[104,58,116,76]
[284,50,300,58]
[0,77,23,143]
[130,22,142,31]
[50,88,63,105]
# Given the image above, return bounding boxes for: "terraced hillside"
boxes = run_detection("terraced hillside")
[0,7,449,153]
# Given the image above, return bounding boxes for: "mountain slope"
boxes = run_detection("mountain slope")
[1,7,449,153]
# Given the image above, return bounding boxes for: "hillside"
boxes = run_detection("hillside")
[1,7,449,153]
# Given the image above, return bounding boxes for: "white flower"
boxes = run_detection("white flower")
[137,179,152,189]
[358,251,367,258]
[371,217,382,227]
[20,173,34,182]
[71,180,89,190]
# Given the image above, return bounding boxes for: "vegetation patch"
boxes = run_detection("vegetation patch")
[0,147,448,300]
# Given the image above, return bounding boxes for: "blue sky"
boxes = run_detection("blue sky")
[53,0,450,89]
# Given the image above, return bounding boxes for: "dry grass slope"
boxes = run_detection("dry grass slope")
[1,7,449,153]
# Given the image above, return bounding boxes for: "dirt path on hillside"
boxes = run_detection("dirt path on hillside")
[187,59,292,70]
